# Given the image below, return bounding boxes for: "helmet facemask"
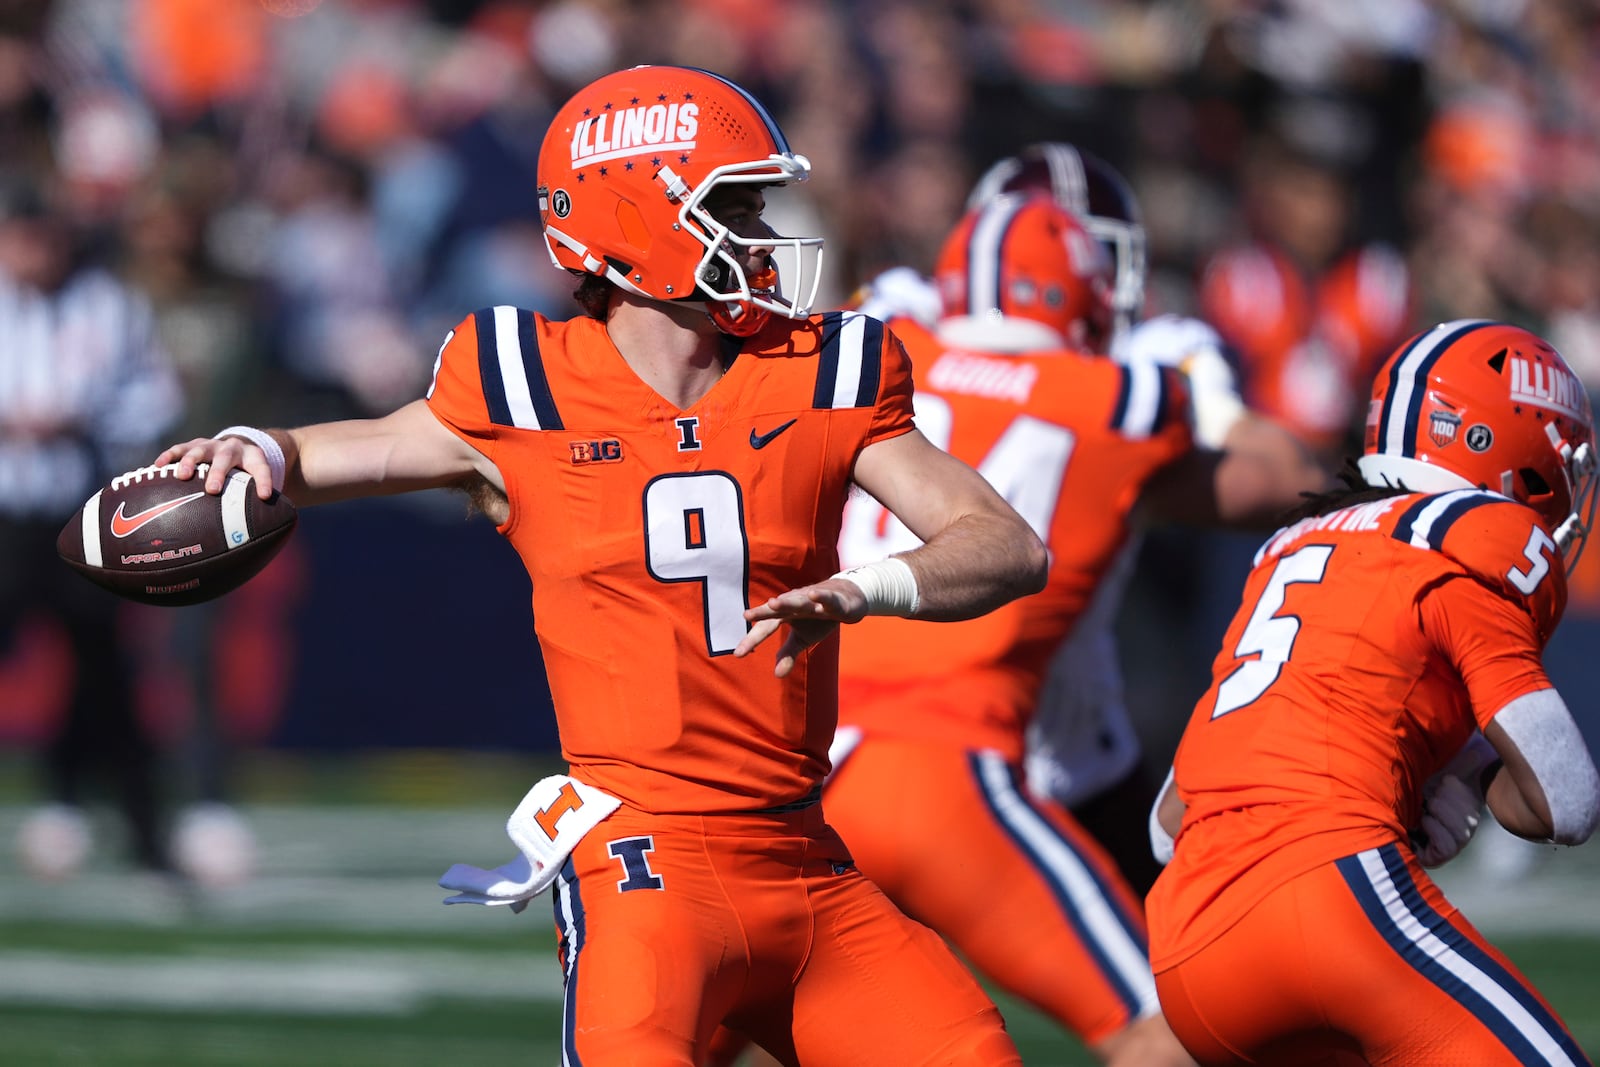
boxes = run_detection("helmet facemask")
[1544,420,1599,572]
[667,157,824,336]
[1080,214,1146,339]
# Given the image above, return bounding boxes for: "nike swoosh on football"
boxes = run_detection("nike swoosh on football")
[109,492,208,538]
[749,419,798,449]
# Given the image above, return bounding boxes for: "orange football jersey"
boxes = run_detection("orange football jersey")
[836,318,1192,758]
[425,306,914,814]
[1149,489,1565,969]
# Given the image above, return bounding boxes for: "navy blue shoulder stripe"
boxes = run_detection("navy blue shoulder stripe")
[1391,490,1502,551]
[1110,365,1131,430]
[813,311,883,410]
[473,305,562,431]
[1109,361,1168,439]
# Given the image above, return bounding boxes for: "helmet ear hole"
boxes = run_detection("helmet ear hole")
[1520,467,1552,497]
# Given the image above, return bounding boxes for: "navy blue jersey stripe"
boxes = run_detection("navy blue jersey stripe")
[1337,845,1582,1064]
[1397,322,1492,457]
[515,309,564,431]
[1391,491,1500,549]
[969,753,1147,1018]
[555,857,587,1066]
[473,307,514,427]
[812,310,845,408]
[1390,495,1436,545]
[854,316,884,408]
[1110,365,1133,431]
[1420,494,1492,550]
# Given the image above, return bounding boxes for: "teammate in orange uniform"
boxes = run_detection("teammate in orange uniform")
[1147,320,1600,1065]
[809,192,1316,1067]
[151,65,1046,1066]
[862,142,1327,896]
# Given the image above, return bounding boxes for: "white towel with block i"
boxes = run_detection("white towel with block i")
[438,774,621,913]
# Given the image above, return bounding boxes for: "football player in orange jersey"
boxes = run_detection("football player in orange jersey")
[1147,321,1600,1065]
[801,193,1317,1067]
[859,142,1327,896]
[150,65,1048,1067]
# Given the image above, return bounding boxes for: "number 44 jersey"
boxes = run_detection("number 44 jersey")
[836,317,1193,760]
[1148,488,1566,970]
[425,306,914,815]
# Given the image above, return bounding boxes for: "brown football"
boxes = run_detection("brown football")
[56,463,297,606]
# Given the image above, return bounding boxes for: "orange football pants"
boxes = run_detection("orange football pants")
[822,736,1159,1046]
[551,800,1021,1066]
[1153,843,1590,1066]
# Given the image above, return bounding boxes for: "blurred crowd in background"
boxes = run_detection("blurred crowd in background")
[1,0,1597,447]
[4,0,1600,881]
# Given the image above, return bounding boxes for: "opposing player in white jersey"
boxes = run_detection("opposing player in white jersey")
[853,143,1324,891]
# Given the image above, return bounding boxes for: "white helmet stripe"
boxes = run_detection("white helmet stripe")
[1038,142,1089,215]
[967,196,1025,317]
[1380,319,1495,458]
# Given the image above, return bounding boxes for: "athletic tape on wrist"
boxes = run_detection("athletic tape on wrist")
[832,557,920,617]
[214,425,286,493]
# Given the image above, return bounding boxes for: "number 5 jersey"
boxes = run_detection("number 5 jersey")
[1148,488,1566,970]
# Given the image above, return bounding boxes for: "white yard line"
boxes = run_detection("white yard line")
[0,948,565,1013]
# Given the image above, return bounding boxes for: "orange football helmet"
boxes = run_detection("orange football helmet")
[536,65,822,336]
[1361,320,1598,563]
[933,193,1115,354]
[968,143,1145,335]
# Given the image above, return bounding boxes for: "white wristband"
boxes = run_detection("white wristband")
[832,557,920,617]
[214,425,286,493]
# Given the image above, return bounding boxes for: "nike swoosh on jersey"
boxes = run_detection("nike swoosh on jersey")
[749,419,798,449]
[109,492,208,538]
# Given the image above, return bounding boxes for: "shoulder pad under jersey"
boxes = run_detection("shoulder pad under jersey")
[1389,489,1567,631]
[1114,315,1225,370]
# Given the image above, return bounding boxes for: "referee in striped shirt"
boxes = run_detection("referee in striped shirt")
[0,172,186,877]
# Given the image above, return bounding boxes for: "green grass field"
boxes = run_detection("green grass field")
[1,757,1597,1066]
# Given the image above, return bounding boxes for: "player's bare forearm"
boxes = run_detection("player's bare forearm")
[893,509,1046,620]
[158,401,500,506]
[1144,437,1327,531]
[850,427,1047,617]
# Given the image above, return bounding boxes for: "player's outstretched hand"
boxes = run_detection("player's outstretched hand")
[735,578,870,678]
[155,437,275,500]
